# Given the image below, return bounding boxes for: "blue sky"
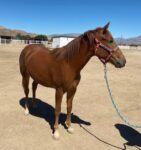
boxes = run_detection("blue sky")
[0,0,141,38]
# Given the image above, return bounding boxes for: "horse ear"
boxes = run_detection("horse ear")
[103,22,110,33]
[83,31,94,46]
[103,22,110,30]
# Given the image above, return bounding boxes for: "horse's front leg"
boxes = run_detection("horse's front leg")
[66,87,76,134]
[53,88,63,140]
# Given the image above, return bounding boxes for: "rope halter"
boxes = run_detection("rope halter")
[94,38,118,65]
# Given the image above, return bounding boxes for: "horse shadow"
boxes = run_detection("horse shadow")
[115,124,141,150]
[19,98,91,133]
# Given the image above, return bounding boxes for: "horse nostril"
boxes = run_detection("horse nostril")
[117,61,121,66]
[121,59,126,67]
[116,59,126,68]
[124,59,126,66]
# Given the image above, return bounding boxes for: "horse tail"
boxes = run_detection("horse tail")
[19,49,27,76]
[19,47,31,92]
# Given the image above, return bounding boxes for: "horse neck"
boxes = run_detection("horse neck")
[69,41,93,73]
[52,38,94,73]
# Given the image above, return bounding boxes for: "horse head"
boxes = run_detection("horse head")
[83,22,126,68]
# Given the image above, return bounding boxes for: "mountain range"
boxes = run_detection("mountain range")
[0,26,141,45]
[50,33,141,46]
[115,36,141,46]
[0,26,36,37]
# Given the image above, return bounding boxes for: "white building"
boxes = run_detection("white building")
[52,35,76,48]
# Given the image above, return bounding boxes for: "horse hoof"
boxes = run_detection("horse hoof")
[67,127,74,134]
[53,130,60,140]
[24,109,29,115]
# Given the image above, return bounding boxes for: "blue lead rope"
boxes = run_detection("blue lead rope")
[104,65,141,128]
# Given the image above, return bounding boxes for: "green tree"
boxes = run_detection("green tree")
[23,35,31,40]
[34,35,48,41]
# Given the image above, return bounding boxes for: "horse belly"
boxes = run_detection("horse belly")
[26,56,55,87]
[29,67,53,87]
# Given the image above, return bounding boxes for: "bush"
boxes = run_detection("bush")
[33,35,48,41]
[15,34,48,41]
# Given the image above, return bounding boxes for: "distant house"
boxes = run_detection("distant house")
[52,35,78,48]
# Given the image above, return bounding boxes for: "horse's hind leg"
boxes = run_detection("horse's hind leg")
[32,81,38,108]
[66,87,76,134]
[22,74,30,115]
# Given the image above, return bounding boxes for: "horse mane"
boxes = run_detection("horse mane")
[51,27,102,62]
[51,36,82,62]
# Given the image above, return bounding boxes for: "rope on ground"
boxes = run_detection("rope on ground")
[104,65,141,128]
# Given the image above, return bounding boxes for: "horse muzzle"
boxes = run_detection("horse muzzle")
[114,58,126,68]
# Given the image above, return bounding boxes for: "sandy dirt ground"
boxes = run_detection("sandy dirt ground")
[0,45,141,150]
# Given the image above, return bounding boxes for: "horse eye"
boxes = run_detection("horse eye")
[109,40,113,43]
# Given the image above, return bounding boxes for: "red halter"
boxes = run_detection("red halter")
[94,38,118,64]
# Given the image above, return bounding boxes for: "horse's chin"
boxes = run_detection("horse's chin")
[109,58,126,68]
[114,63,124,68]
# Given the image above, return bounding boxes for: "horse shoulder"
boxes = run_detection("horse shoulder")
[67,73,81,91]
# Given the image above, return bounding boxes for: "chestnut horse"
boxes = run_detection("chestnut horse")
[19,23,126,139]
